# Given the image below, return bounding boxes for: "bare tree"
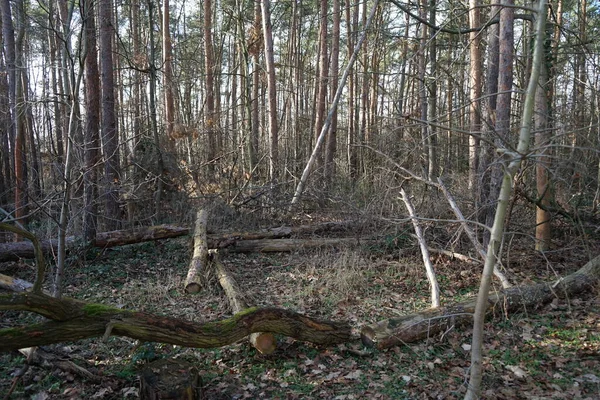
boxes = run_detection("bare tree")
[465,1,548,397]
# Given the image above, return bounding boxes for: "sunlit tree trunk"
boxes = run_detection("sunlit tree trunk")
[468,0,482,190]
[314,0,329,173]
[534,50,552,251]
[325,0,340,183]
[99,0,121,230]
[204,0,217,172]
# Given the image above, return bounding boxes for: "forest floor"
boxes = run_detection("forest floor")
[1,217,599,399]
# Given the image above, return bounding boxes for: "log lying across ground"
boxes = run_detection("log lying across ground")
[0,221,360,261]
[227,238,376,253]
[184,210,209,294]
[213,251,277,354]
[361,254,600,349]
[0,225,191,262]
[0,292,352,352]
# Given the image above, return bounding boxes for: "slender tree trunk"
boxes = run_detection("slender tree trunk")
[204,0,217,172]
[260,0,278,183]
[426,0,438,180]
[325,0,340,183]
[465,1,547,397]
[99,0,121,230]
[314,0,329,173]
[468,0,482,190]
[83,0,101,242]
[14,0,27,233]
[163,0,175,147]
[534,44,552,251]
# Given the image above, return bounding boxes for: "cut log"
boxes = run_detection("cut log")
[212,250,277,354]
[184,210,209,294]
[227,238,376,253]
[361,254,600,349]
[0,292,353,352]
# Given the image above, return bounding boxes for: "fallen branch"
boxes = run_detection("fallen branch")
[0,292,352,352]
[361,254,600,349]
[213,251,277,354]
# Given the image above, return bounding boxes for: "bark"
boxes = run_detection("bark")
[0,293,352,352]
[204,0,217,168]
[83,0,101,242]
[184,210,209,294]
[99,0,121,231]
[213,251,276,354]
[260,0,278,182]
[362,252,599,350]
[468,0,482,190]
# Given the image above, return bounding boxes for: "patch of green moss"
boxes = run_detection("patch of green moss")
[82,303,121,316]
[0,327,22,337]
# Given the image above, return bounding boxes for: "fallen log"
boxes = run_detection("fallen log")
[361,254,600,349]
[0,292,352,352]
[0,273,33,292]
[227,238,376,253]
[0,225,190,262]
[213,251,277,354]
[184,210,209,294]
[0,221,359,261]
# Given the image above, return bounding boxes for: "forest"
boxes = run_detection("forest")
[0,0,599,398]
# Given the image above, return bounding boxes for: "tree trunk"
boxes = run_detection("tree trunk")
[0,293,352,352]
[83,0,101,242]
[184,210,209,294]
[468,0,482,190]
[99,0,121,231]
[204,0,217,172]
[213,251,277,354]
[260,0,278,183]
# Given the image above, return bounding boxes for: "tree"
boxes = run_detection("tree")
[83,0,101,242]
[468,0,482,191]
[261,0,278,183]
[465,1,548,397]
[99,0,121,230]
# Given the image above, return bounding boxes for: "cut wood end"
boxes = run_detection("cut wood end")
[184,283,202,294]
[250,332,277,354]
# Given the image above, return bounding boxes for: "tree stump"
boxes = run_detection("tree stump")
[140,358,202,400]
